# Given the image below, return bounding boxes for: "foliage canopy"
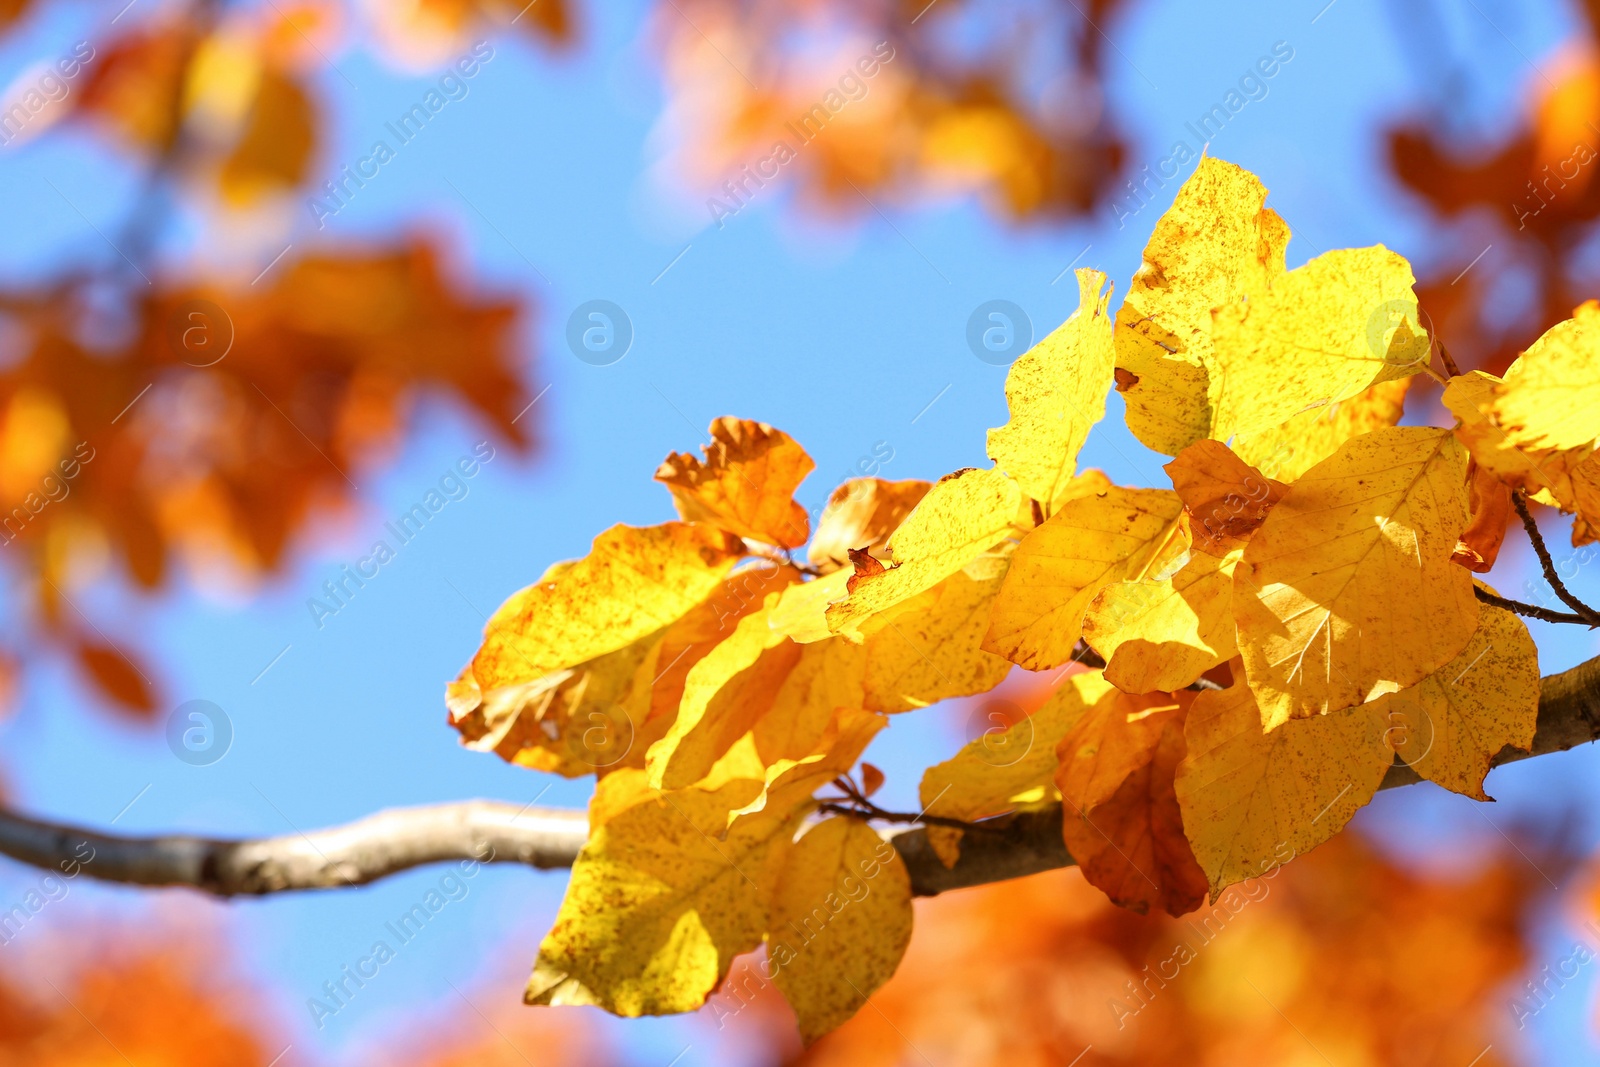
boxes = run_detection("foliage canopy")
[446,157,1596,1042]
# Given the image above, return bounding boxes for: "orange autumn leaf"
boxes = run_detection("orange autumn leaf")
[75,23,194,150]
[73,640,157,719]
[215,65,317,204]
[1453,462,1515,572]
[1055,688,1208,916]
[656,417,816,548]
[1163,439,1288,554]
[844,547,888,590]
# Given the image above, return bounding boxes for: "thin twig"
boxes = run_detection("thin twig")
[1511,491,1600,624]
[1475,586,1596,627]
[741,541,822,577]
[822,777,1005,835]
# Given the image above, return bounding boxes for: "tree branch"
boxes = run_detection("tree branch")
[5,653,1600,899]
[0,802,589,896]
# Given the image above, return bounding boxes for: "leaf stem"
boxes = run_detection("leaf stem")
[1436,342,1463,379]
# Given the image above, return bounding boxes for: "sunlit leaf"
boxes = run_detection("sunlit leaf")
[1232,427,1476,726]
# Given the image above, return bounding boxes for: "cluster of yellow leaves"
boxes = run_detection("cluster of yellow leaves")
[74,5,326,204]
[452,156,1582,1043]
[449,416,1014,1039]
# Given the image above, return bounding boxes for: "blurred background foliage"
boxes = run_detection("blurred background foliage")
[0,0,1598,1063]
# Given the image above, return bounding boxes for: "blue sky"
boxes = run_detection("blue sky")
[2,0,1599,1063]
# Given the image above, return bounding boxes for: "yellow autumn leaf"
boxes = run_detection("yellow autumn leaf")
[983,486,1184,670]
[1444,371,1563,495]
[586,766,661,832]
[527,779,797,1016]
[1445,367,1599,546]
[807,477,931,572]
[919,670,1115,865]
[467,521,743,693]
[452,565,801,777]
[825,467,1021,640]
[1113,156,1290,456]
[752,639,870,771]
[1574,453,1600,546]
[1082,540,1242,694]
[656,417,816,548]
[731,707,888,826]
[1232,377,1409,483]
[699,734,779,793]
[647,594,801,790]
[447,629,659,776]
[1205,245,1431,442]
[768,816,913,1045]
[217,66,316,205]
[643,562,803,752]
[860,557,1012,713]
[752,639,869,768]
[1233,426,1477,726]
[1174,664,1395,896]
[1488,300,1600,453]
[768,569,854,644]
[1366,595,1540,800]
[986,268,1115,513]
